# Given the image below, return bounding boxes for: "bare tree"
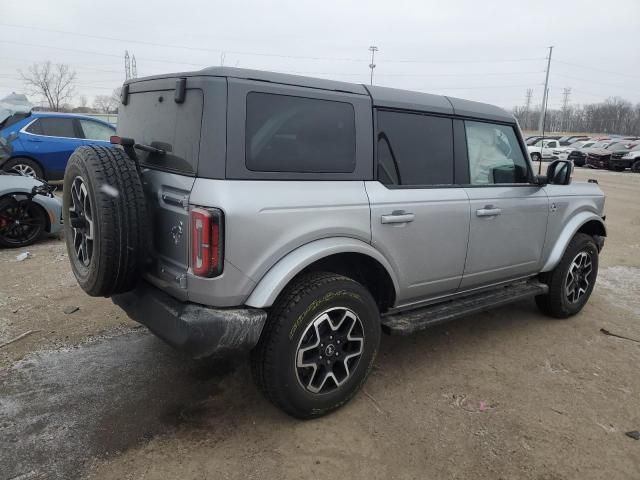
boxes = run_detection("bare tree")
[92,93,120,114]
[20,61,77,112]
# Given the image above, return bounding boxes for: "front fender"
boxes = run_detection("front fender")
[245,237,399,308]
[541,211,606,272]
[31,193,63,234]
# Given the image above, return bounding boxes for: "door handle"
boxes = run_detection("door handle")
[476,206,502,217]
[381,211,415,224]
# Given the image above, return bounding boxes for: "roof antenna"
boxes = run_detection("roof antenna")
[538,87,549,175]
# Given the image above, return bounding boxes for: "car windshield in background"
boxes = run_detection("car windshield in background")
[607,142,635,150]
[590,141,609,148]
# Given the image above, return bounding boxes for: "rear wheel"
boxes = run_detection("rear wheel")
[2,158,44,179]
[536,233,599,318]
[531,152,541,162]
[0,196,46,248]
[251,272,381,418]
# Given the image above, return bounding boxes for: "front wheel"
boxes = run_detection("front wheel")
[632,160,640,173]
[531,153,541,162]
[251,272,381,419]
[536,233,599,318]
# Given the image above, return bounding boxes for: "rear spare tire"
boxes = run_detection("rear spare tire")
[63,145,148,297]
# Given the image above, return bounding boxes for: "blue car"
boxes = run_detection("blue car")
[0,112,116,180]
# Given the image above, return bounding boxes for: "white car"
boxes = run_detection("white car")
[555,140,596,160]
[527,139,561,161]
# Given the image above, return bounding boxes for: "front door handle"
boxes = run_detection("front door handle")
[476,205,502,217]
[381,211,415,224]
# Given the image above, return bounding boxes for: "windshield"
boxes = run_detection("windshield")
[590,141,609,149]
[571,141,586,148]
[607,142,635,150]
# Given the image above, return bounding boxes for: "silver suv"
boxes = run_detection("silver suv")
[62,67,606,418]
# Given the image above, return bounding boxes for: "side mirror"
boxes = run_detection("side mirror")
[546,160,572,185]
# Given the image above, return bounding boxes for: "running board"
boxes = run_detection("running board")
[381,281,549,336]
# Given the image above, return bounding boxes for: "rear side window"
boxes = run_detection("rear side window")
[376,110,454,186]
[245,92,356,173]
[79,119,115,141]
[36,118,78,138]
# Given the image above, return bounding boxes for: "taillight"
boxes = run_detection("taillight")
[191,207,224,277]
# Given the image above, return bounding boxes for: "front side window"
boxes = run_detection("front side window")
[465,121,529,185]
[245,92,356,173]
[37,118,78,138]
[376,110,454,186]
[79,120,115,141]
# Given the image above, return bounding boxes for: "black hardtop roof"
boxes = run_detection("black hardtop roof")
[128,66,514,123]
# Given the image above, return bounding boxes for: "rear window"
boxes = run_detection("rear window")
[117,88,204,174]
[79,119,115,141]
[245,92,356,173]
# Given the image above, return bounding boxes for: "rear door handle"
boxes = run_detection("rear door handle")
[381,211,415,224]
[476,206,502,217]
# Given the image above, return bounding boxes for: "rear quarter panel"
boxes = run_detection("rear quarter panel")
[189,179,372,292]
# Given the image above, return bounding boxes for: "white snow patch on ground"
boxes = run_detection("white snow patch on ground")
[598,266,640,316]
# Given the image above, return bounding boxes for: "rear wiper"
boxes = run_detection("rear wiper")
[110,136,166,155]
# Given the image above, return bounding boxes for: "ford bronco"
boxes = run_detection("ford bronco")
[62,67,606,418]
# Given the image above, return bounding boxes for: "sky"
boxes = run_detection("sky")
[1,0,639,111]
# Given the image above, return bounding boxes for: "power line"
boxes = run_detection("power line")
[552,72,640,94]
[0,24,546,66]
[553,59,640,80]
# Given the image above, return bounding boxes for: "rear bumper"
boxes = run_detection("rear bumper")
[112,282,267,359]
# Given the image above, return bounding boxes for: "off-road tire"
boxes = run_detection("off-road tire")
[632,160,640,173]
[535,233,599,318]
[63,145,148,297]
[2,157,44,179]
[531,153,541,162]
[251,272,381,419]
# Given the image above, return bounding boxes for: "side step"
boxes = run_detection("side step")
[381,281,548,336]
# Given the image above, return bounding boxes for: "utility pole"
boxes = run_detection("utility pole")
[124,50,131,80]
[524,88,533,130]
[561,87,571,132]
[538,46,553,135]
[368,46,378,85]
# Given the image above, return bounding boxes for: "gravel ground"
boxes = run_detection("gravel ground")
[1,168,639,480]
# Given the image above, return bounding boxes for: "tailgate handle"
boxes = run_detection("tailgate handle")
[162,193,188,208]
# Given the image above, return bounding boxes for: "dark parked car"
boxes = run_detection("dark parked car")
[558,135,590,146]
[569,140,614,167]
[585,141,638,169]
[0,112,115,180]
[608,143,640,171]
[525,135,561,146]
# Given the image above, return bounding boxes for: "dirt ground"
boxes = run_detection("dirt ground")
[1,168,639,480]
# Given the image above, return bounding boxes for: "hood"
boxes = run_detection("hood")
[583,147,609,156]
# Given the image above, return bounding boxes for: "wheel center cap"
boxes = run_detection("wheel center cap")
[325,344,336,356]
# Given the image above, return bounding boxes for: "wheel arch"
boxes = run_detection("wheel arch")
[541,213,606,272]
[245,237,399,311]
